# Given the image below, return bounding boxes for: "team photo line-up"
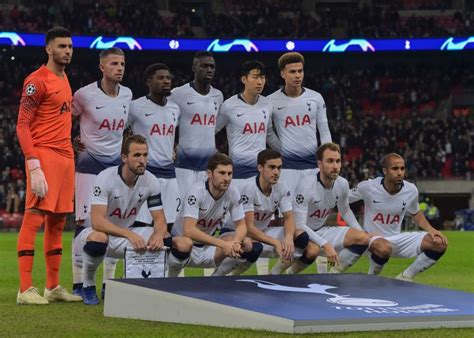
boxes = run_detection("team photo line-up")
[16,26,448,306]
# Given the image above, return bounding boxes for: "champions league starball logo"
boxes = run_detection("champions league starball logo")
[207,39,259,52]
[238,280,398,307]
[90,36,142,50]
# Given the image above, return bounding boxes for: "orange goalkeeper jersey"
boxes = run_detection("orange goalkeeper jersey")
[16,65,73,159]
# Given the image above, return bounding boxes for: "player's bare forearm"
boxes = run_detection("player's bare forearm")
[412,212,448,245]
[91,205,132,238]
[183,217,223,247]
[233,219,247,242]
[151,209,168,238]
[282,211,296,238]
[247,222,278,247]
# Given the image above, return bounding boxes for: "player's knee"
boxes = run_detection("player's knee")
[172,236,193,253]
[294,231,309,249]
[300,252,317,265]
[83,241,107,257]
[241,242,263,263]
[371,238,392,258]
[304,242,319,260]
[87,231,108,243]
[242,238,252,251]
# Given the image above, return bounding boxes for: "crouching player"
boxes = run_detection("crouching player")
[171,153,263,276]
[349,153,448,280]
[232,149,324,275]
[78,135,192,304]
[294,143,391,273]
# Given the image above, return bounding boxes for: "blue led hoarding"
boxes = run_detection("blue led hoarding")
[1,32,473,52]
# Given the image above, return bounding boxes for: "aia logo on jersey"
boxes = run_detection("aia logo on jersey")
[99,118,126,131]
[150,124,174,136]
[197,218,221,228]
[243,122,265,134]
[190,113,215,126]
[109,207,137,219]
[373,213,400,225]
[60,100,72,114]
[254,212,272,222]
[309,208,333,219]
[284,114,310,128]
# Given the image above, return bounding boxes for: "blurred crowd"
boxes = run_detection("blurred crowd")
[0,53,472,212]
[1,0,473,38]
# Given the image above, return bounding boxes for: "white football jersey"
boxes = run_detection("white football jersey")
[240,176,292,231]
[173,181,244,240]
[73,81,132,174]
[91,165,163,229]
[170,83,224,171]
[129,95,180,178]
[216,94,274,179]
[293,172,361,231]
[349,177,420,236]
[267,88,331,170]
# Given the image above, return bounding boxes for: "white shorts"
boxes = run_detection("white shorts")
[260,227,303,258]
[188,245,217,268]
[74,172,97,223]
[311,226,350,252]
[176,168,208,200]
[386,232,426,258]
[280,168,317,197]
[136,178,180,224]
[74,226,154,260]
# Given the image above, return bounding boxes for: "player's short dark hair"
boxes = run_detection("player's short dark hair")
[241,60,265,77]
[193,50,213,60]
[316,142,341,161]
[278,52,305,70]
[99,47,125,60]
[208,153,233,171]
[257,149,281,166]
[45,26,71,45]
[381,153,404,169]
[121,135,147,155]
[145,63,170,79]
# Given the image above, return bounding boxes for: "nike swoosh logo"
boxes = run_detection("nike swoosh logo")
[114,196,121,199]
[237,113,245,117]
[373,200,381,203]
[96,106,105,109]
[254,204,262,207]
[199,208,207,211]
[277,107,286,110]
[187,102,196,105]
[314,200,321,203]
[145,113,153,116]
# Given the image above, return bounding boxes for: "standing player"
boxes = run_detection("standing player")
[294,143,392,273]
[171,51,224,199]
[71,47,132,297]
[216,60,273,186]
[238,149,334,275]
[129,63,181,229]
[15,27,81,304]
[215,61,274,274]
[349,153,448,280]
[78,135,192,304]
[267,52,331,197]
[171,153,263,276]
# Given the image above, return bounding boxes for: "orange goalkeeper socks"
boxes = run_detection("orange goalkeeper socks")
[17,212,44,292]
[44,215,66,290]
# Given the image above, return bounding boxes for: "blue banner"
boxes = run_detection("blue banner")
[1,32,474,52]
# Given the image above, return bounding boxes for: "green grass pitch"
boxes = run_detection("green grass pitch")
[0,231,473,337]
